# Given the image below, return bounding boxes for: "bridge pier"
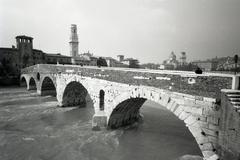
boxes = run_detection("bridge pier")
[92,89,108,130]
[37,89,41,95]
[92,111,108,130]
[28,85,36,90]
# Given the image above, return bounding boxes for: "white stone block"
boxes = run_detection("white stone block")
[196,135,210,144]
[178,111,191,120]
[208,123,219,131]
[191,107,204,115]
[207,116,220,125]
[205,154,219,160]
[199,142,213,151]
[162,95,170,106]
[187,125,202,138]
[202,151,215,159]
[201,128,218,137]
[166,100,175,110]
[173,105,184,117]
[169,103,179,112]
[184,115,197,126]
[197,121,209,129]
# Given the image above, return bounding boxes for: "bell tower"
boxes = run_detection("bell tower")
[69,24,79,64]
[16,35,34,68]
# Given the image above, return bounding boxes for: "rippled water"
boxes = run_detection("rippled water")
[0,87,202,160]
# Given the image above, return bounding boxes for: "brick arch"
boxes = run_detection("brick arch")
[40,76,56,96]
[107,88,219,160]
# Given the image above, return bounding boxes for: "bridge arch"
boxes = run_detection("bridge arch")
[108,97,146,128]
[61,81,92,107]
[107,88,219,159]
[20,76,27,88]
[40,76,56,96]
[29,77,37,90]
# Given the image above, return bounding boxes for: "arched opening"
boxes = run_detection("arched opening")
[37,72,40,81]
[20,77,27,88]
[62,81,91,107]
[108,98,203,159]
[99,90,105,111]
[29,77,36,90]
[41,77,56,96]
[108,98,146,129]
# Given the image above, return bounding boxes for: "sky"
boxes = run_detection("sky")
[0,0,240,64]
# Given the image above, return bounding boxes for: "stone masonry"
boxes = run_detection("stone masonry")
[20,64,240,160]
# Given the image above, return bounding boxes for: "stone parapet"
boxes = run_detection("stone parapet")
[21,64,233,99]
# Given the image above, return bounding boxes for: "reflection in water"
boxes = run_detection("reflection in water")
[0,87,202,160]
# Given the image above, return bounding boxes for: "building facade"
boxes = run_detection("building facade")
[0,35,71,85]
[215,56,240,71]
[192,60,218,71]
[160,51,189,70]
[105,57,128,67]
[179,52,187,66]
[46,53,71,64]
[116,55,139,68]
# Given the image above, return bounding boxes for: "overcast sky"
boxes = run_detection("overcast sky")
[0,0,240,63]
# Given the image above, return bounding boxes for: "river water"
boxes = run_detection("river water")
[0,87,202,160]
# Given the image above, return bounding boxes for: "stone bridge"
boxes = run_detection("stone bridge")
[20,64,240,160]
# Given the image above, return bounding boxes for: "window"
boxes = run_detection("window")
[99,90,105,111]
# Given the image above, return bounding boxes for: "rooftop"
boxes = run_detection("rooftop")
[46,53,71,58]
[0,47,17,51]
[192,60,218,63]
[123,58,138,61]
[15,35,33,40]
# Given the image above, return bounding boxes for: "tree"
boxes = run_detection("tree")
[0,58,12,76]
[97,57,108,67]
[129,60,139,68]
[195,67,203,74]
